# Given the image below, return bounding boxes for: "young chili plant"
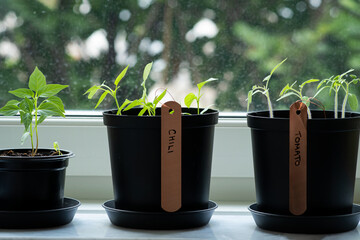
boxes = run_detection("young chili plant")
[184,78,217,114]
[0,67,68,156]
[85,62,167,116]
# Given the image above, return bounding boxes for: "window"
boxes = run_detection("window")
[1,0,360,113]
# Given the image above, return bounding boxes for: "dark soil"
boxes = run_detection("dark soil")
[0,149,60,157]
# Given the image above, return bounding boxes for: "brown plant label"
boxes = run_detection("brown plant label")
[161,101,182,212]
[289,102,307,215]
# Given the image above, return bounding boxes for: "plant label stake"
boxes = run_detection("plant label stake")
[161,101,182,212]
[289,101,307,215]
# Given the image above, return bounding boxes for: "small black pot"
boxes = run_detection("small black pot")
[103,108,218,212]
[247,110,360,216]
[0,149,74,211]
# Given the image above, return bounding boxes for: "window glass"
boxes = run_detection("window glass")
[0,0,360,113]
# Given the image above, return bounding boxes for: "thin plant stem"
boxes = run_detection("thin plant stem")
[334,90,338,119]
[341,84,349,119]
[266,93,273,118]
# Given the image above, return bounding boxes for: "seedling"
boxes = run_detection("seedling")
[316,69,359,118]
[85,62,167,116]
[0,67,68,156]
[84,65,129,115]
[247,59,287,118]
[52,141,62,155]
[184,78,217,114]
[277,79,320,119]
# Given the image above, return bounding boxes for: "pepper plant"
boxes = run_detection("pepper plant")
[0,67,68,156]
[184,78,217,114]
[85,62,167,116]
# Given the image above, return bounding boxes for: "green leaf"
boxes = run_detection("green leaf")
[143,62,153,82]
[47,96,65,112]
[37,114,48,125]
[21,131,30,145]
[84,85,101,99]
[38,102,65,117]
[300,79,319,88]
[115,65,129,86]
[19,98,34,113]
[277,92,298,101]
[38,84,68,98]
[118,99,132,114]
[348,93,358,111]
[0,101,20,116]
[184,93,197,108]
[20,111,32,131]
[94,91,109,109]
[124,99,143,111]
[270,58,287,76]
[279,84,290,96]
[29,67,46,92]
[262,75,271,82]
[153,89,167,106]
[317,79,327,89]
[197,78,217,91]
[9,88,34,98]
[138,106,148,116]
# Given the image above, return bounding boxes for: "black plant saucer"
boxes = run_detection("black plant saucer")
[249,203,360,234]
[103,200,217,230]
[0,197,80,229]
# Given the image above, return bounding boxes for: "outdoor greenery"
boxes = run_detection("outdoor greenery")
[1,0,360,113]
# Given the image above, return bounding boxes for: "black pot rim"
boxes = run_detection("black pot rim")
[103,108,219,128]
[247,110,360,131]
[0,148,74,160]
[0,148,73,170]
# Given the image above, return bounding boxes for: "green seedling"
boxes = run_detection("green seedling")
[84,65,129,115]
[277,79,320,119]
[52,141,62,155]
[247,58,287,118]
[316,69,359,118]
[0,67,68,156]
[85,62,167,116]
[123,62,167,116]
[184,78,217,114]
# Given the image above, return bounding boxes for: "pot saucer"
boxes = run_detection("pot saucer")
[103,200,217,230]
[0,197,80,229]
[249,203,360,234]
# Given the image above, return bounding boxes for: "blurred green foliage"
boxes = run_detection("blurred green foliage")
[0,0,360,113]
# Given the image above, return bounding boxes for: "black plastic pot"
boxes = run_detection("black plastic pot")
[247,110,360,216]
[103,108,218,212]
[0,149,74,211]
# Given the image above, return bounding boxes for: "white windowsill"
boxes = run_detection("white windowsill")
[0,201,358,240]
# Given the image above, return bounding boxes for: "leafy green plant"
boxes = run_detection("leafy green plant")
[277,79,320,119]
[184,78,217,114]
[85,62,167,116]
[316,69,359,118]
[247,59,286,118]
[0,67,68,156]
